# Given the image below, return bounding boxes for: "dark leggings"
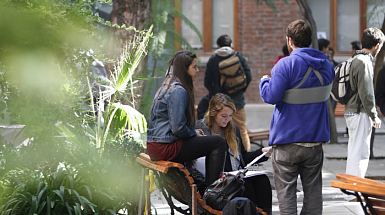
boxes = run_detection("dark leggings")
[243,174,272,215]
[173,135,227,185]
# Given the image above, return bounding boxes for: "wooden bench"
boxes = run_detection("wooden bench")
[136,153,267,215]
[331,173,385,215]
[334,103,345,117]
[248,129,269,147]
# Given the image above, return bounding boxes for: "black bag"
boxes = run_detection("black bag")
[222,197,259,215]
[202,170,247,211]
[330,55,359,104]
[219,52,247,94]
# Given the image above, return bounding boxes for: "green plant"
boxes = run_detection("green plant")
[0,163,118,215]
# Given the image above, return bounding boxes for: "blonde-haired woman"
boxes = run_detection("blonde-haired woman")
[195,93,272,215]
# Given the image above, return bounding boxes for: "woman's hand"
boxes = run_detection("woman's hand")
[195,129,205,136]
[262,146,272,157]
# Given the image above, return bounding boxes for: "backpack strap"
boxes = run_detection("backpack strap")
[282,67,332,104]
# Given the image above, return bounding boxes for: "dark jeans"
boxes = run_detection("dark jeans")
[272,144,323,215]
[173,135,227,185]
[244,174,272,215]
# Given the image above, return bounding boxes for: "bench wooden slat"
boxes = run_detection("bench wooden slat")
[331,173,385,215]
[139,153,184,169]
[331,181,385,196]
[336,173,385,189]
[136,157,169,173]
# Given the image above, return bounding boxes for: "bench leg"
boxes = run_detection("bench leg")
[138,168,146,215]
[191,184,197,215]
[138,168,151,215]
[145,168,151,215]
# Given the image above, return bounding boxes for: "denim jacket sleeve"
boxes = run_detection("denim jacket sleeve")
[168,86,197,138]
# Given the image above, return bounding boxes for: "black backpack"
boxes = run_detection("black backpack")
[330,55,360,104]
[222,197,259,215]
[219,52,247,94]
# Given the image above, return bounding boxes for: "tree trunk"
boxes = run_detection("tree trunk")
[109,0,152,108]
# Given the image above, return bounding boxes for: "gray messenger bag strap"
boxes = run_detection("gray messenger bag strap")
[282,67,332,104]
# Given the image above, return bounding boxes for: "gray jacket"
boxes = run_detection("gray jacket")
[345,50,379,121]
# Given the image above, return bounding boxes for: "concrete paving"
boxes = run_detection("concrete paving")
[150,103,385,215]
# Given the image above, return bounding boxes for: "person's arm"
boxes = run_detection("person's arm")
[169,88,197,138]
[355,59,379,121]
[376,67,385,116]
[259,61,289,104]
[234,126,268,165]
[204,57,217,95]
[197,94,210,120]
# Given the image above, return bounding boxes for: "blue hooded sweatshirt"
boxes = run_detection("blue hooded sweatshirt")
[259,48,335,146]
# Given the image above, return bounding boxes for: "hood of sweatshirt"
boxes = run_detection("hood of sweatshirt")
[290,48,330,71]
[215,46,235,57]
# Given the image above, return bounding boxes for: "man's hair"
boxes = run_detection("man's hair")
[329,47,335,55]
[318,39,330,51]
[361,27,385,49]
[351,40,362,50]
[286,20,312,48]
[217,35,232,47]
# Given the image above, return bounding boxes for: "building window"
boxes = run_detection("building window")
[212,0,234,49]
[176,0,238,52]
[181,0,203,49]
[308,0,367,53]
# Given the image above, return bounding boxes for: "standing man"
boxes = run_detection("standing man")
[204,34,252,151]
[260,20,334,215]
[351,40,362,54]
[345,28,384,180]
[318,38,330,54]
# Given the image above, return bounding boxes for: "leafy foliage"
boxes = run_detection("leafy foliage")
[0,164,114,214]
[0,0,152,213]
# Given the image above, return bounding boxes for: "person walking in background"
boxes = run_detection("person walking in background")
[344,28,385,183]
[146,51,227,186]
[328,47,339,68]
[195,93,273,214]
[273,44,289,65]
[260,19,334,215]
[318,38,330,55]
[351,40,362,54]
[204,35,252,151]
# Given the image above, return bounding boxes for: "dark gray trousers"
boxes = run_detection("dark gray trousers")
[272,143,323,215]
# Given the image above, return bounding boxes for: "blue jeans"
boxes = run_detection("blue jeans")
[272,144,323,215]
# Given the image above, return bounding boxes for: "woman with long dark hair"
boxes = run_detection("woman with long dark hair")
[147,51,227,185]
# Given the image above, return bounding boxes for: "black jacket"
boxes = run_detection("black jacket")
[204,48,252,109]
[376,67,385,116]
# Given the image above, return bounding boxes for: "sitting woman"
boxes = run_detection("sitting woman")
[195,93,273,215]
[146,51,227,186]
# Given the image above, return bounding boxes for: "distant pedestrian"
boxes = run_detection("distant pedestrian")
[328,47,339,68]
[273,44,289,65]
[260,19,334,215]
[345,28,385,181]
[204,34,253,151]
[351,40,362,54]
[318,38,330,55]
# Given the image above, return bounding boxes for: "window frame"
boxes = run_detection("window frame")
[174,0,239,53]
[329,0,367,54]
